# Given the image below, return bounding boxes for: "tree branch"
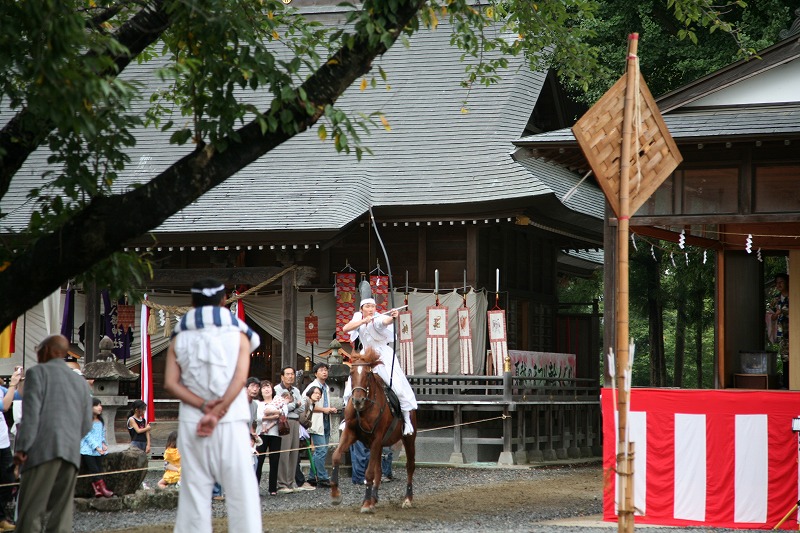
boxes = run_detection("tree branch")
[0,0,169,202]
[0,0,426,329]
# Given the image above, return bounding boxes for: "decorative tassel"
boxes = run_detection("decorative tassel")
[147,308,158,336]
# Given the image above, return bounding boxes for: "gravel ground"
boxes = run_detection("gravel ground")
[72,461,745,533]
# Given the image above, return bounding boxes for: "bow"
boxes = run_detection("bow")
[368,206,398,386]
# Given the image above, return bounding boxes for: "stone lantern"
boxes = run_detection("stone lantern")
[82,336,139,447]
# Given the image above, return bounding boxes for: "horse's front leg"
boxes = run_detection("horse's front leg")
[361,441,383,513]
[331,429,356,506]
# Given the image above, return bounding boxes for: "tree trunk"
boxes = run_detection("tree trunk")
[674,291,686,387]
[647,255,666,386]
[694,288,705,388]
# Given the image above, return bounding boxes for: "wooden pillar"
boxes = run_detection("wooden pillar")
[84,283,100,363]
[498,368,514,465]
[789,250,800,390]
[449,405,465,464]
[281,273,297,371]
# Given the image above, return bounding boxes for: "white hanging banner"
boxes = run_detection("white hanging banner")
[426,305,449,374]
[457,306,473,375]
[398,309,414,375]
[487,309,507,376]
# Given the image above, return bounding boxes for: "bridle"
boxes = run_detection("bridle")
[349,362,387,435]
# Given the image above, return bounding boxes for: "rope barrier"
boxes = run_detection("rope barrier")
[0,413,512,489]
[141,265,297,314]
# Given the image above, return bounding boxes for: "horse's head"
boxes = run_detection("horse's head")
[349,347,383,413]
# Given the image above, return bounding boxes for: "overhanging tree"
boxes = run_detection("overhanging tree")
[0,0,754,330]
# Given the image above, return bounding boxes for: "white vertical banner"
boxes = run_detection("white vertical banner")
[457,307,473,375]
[734,414,768,524]
[674,413,706,521]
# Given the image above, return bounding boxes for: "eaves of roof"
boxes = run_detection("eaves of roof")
[657,37,800,113]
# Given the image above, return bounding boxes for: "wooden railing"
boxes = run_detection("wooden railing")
[407,373,601,465]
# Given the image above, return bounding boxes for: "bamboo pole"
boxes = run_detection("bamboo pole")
[617,32,639,533]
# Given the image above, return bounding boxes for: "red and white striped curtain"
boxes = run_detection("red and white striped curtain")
[398,309,414,374]
[457,307,473,374]
[602,388,800,529]
[426,305,449,374]
[335,273,357,342]
[487,309,507,376]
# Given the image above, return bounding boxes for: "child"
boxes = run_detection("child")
[80,397,114,497]
[127,399,151,454]
[158,430,181,489]
[250,433,262,473]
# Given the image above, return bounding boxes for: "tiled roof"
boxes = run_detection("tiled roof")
[2,18,595,240]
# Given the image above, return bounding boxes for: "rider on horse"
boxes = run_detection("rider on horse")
[342,296,418,435]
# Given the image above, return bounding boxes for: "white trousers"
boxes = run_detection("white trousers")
[344,354,418,412]
[175,418,262,533]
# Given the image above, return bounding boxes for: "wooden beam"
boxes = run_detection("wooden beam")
[148,266,316,288]
[630,225,723,250]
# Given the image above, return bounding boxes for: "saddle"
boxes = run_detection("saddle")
[383,386,401,419]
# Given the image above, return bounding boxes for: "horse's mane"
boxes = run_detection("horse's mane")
[351,347,383,367]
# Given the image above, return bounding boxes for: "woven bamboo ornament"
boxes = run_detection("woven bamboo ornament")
[398,309,414,374]
[457,306,473,375]
[571,71,682,218]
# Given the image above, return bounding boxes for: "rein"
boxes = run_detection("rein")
[350,363,388,436]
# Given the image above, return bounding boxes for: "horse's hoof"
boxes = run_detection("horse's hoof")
[360,505,375,514]
[402,498,413,509]
[331,495,342,506]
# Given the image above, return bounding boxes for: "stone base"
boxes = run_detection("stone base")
[513,449,528,464]
[567,446,581,459]
[76,447,147,498]
[527,448,544,463]
[75,487,179,512]
[497,451,515,466]
[448,452,465,464]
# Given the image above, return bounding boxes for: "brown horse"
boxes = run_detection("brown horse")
[330,347,416,513]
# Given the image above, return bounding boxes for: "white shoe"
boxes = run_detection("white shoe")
[339,420,346,431]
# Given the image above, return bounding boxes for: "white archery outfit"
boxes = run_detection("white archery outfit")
[172,306,262,533]
[343,311,418,434]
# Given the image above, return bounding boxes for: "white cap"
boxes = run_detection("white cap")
[360,298,376,307]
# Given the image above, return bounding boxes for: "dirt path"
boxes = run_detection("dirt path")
[99,466,603,532]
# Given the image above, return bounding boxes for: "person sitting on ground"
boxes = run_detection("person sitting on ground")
[158,430,181,489]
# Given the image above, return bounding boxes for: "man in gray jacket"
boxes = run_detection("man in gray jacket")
[14,334,93,532]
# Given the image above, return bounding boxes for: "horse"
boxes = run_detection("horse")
[330,347,416,513]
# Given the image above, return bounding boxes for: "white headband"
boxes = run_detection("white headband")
[190,284,226,297]
[360,298,376,307]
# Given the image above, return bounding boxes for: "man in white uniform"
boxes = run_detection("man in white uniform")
[342,297,418,435]
[164,279,262,533]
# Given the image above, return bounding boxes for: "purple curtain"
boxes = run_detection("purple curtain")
[101,290,131,361]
